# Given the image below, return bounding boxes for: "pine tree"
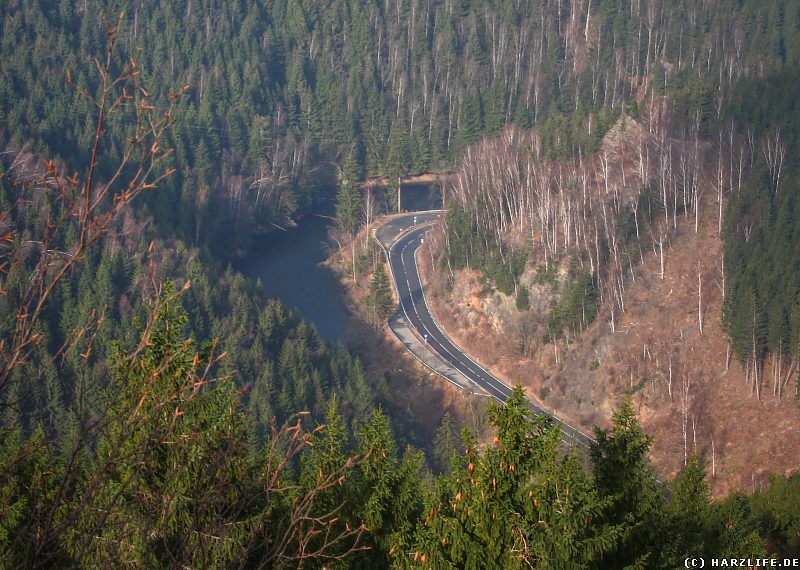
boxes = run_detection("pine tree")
[459,93,483,147]
[354,409,424,564]
[0,427,28,562]
[0,426,65,566]
[297,397,354,559]
[408,132,431,174]
[248,361,275,444]
[483,82,506,135]
[706,494,767,560]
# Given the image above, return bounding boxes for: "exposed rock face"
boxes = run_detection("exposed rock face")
[419,114,800,497]
[601,114,645,154]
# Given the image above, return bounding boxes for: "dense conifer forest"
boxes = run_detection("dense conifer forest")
[5,0,796,249]
[1,0,800,566]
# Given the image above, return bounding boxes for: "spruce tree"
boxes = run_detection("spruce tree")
[367,263,394,325]
[385,123,409,212]
[405,386,621,568]
[515,285,530,312]
[62,288,252,568]
[591,397,665,568]
[354,409,424,565]
[664,454,711,565]
[335,151,362,236]
[432,412,459,474]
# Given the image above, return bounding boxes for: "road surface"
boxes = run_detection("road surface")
[379,212,595,450]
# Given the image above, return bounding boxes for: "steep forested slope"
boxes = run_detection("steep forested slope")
[414,0,800,493]
[722,71,800,401]
[1,0,800,565]
[4,0,796,253]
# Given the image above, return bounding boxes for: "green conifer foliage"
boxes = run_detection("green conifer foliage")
[335,151,362,236]
[385,124,410,212]
[591,397,665,568]
[62,287,252,567]
[663,454,711,565]
[515,286,530,312]
[367,263,394,325]
[405,386,620,569]
[0,426,66,566]
[432,412,460,474]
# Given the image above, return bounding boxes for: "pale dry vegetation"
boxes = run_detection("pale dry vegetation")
[419,106,800,495]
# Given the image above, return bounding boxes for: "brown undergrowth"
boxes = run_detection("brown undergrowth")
[325,225,490,455]
[419,194,800,497]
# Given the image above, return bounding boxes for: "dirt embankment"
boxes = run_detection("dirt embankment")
[418,195,800,497]
[325,224,491,453]
[363,172,449,189]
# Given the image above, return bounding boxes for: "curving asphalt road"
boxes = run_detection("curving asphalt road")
[382,212,595,450]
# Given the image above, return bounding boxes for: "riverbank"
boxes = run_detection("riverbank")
[326,217,492,452]
[234,202,349,342]
[238,176,491,451]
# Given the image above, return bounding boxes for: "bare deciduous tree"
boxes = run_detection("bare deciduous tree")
[0,17,183,395]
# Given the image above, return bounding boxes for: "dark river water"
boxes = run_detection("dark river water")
[236,183,441,342]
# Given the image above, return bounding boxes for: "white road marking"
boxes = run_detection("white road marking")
[388,219,594,448]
